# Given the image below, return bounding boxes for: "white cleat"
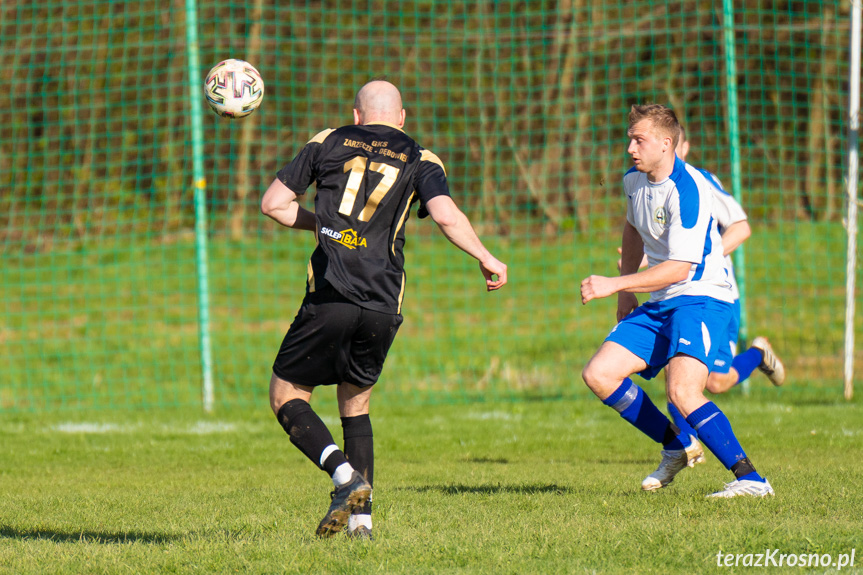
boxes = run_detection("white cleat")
[706,478,775,498]
[751,337,786,386]
[641,437,704,491]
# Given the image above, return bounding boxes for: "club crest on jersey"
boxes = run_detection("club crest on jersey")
[320,227,367,249]
[653,207,668,225]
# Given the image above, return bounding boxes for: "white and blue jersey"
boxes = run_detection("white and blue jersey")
[608,156,735,377]
[624,156,733,303]
[694,169,748,302]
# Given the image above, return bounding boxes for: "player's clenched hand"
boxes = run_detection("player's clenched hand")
[580,275,617,304]
[479,257,507,291]
[617,292,638,322]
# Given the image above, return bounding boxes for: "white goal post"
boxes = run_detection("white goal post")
[845,0,861,401]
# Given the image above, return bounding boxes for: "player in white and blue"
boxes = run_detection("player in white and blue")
[580,104,774,498]
[664,126,787,445]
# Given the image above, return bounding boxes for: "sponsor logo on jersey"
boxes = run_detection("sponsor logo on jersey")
[653,207,667,225]
[678,337,691,346]
[321,227,368,249]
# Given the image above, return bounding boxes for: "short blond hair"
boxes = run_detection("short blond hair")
[628,104,680,149]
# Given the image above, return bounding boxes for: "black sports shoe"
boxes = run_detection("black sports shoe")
[347,525,373,540]
[315,471,372,538]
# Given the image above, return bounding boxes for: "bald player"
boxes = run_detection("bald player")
[261,80,508,538]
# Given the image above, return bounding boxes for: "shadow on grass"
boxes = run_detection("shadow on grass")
[0,525,184,544]
[462,456,510,464]
[398,483,573,495]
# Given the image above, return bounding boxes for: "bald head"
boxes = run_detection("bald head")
[353,80,405,127]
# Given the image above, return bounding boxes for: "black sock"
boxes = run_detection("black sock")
[342,414,373,514]
[662,422,682,447]
[277,399,347,474]
[730,457,757,479]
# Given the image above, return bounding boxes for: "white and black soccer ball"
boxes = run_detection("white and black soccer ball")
[203,59,264,119]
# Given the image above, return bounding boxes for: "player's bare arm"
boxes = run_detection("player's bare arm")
[424,195,508,291]
[584,221,648,306]
[619,221,645,275]
[720,220,751,256]
[616,247,649,272]
[615,222,646,320]
[261,178,316,231]
[581,260,691,303]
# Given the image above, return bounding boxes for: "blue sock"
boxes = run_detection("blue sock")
[668,402,698,440]
[686,401,764,482]
[603,379,683,448]
[731,347,762,384]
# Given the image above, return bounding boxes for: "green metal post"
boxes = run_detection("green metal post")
[721,0,748,391]
[185,0,214,412]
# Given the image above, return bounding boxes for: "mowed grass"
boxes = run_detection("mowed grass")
[1,394,861,574]
[2,219,860,412]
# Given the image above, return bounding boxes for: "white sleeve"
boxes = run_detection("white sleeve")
[711,188,748,231]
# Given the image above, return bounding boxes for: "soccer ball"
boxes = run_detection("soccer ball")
[203,59,265,118]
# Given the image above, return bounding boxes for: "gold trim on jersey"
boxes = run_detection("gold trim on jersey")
[307,128,335,145]
[366,121,405,133]
[307,228,320,292]
[397,271,406,314]
[392,191,416,255]
[420,150,447,176]
[307,258,315,292]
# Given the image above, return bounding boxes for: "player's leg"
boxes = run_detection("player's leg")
[338,306,403,540]
[705,338,739,394]
[668,359,772,497]
[270,293,371,536]
[705,343,788,392]
[664,397,705,466]
[748,337,786,386]
[582,341,688,450]
[339,382,374,539]
[705,369,739,394]
[712,340,786,391]
[664,299,773,497]
[646,298,740,491]
[270,373,359,491]
[662,365,703,464]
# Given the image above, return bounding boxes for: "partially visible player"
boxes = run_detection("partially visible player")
[261,80,508,538]
[664,126,786,440]
[581,104,774,498]
[676,126,785,392]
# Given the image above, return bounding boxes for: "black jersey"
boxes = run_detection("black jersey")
[277,122,451,314]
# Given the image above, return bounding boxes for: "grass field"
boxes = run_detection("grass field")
[2,217,862,572]
[3,219,860,412]
[1,392,861,574]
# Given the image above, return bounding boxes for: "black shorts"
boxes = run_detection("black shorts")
[272,286,403,388]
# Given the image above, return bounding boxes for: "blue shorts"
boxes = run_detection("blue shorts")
[605,296,734,380]
[711,299,740,374]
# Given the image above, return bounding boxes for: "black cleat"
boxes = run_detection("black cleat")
[315,471,372,538]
